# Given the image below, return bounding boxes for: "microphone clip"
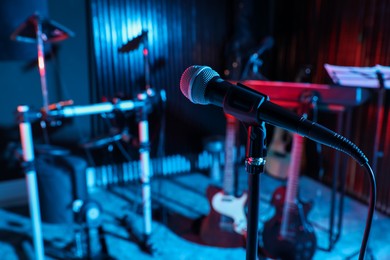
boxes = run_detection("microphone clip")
[223,83,269,126]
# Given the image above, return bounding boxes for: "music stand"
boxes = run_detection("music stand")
[325,64,390,173]
[325,64,389,258]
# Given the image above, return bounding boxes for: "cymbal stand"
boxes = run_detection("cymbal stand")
[17,105,45,260]
[135,91,155,254]
[140,30,158,252]
[11,13,74,144]
[35,15,51,144]
[35,15,49,114]
[117,30,157,253]
[142,30,152,93]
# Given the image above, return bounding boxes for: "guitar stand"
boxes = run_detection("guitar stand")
[244,123,267,260]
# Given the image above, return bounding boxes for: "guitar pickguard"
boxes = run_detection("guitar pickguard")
[211,191,248,235]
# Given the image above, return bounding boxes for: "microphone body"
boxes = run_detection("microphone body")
[180,65,368,165]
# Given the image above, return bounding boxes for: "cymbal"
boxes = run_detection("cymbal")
[118,30,148,53]
[11,14,74,43]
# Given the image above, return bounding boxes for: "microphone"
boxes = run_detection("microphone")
[180,65,368,165]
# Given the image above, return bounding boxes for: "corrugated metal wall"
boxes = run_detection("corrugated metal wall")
[88,0,390,214]
[270,0,390,214]
[88,0,235,147]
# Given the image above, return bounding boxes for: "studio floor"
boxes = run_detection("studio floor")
[0,171,389,260]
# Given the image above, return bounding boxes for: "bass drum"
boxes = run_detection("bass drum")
[35,145,88,224]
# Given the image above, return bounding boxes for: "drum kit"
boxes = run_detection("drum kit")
[11,13,162,260]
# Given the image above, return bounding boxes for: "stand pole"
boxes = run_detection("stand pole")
[245,123,267,260]
[36,15,51,144]
[372,71,386,174]
[142,30,151,93]
[137,93,154,252]
[17,105,45,260]
[36,15,49,113]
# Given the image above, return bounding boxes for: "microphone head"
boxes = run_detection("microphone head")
[180,65,219,105]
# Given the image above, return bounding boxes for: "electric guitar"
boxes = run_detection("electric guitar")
[261,107,317,259]
[266,126,292,180]
[265,66,314,181]
[200,114,247,247]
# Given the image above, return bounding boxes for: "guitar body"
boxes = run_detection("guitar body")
[200,185,247,248]
[266,127,292,180]
[200,114,247,247]
[262,186,316,260]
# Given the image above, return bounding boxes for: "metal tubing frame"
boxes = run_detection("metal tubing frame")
[17,105,45,260]
[138,118,153,239]
[16,98,145,259]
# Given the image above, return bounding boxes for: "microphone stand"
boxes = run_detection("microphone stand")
[244,123,267,260]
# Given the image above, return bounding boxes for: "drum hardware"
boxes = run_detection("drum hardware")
[11,13,73,112]
[116,29,164,255]
[16,97,149,260]
[80,132,125,150]
[11,14,74,145]
[72,199,111,259]
[119,214,157,256]
[118,30,148,53]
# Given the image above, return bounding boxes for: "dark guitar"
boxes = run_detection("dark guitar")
[262,130,317,259]
[200,114,247,248]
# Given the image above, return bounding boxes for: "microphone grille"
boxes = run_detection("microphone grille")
[180,65,219,105]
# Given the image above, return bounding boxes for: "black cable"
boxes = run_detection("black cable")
[359,162,376,260]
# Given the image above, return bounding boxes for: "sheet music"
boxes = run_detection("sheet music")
[324,64,390,88]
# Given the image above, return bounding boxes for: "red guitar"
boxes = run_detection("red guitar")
[200,114,247,247]
[261,104,317,259]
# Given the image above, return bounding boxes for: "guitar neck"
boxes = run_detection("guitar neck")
[280,133,304,238]
[222,115,239,196]
[284,134,304,205]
